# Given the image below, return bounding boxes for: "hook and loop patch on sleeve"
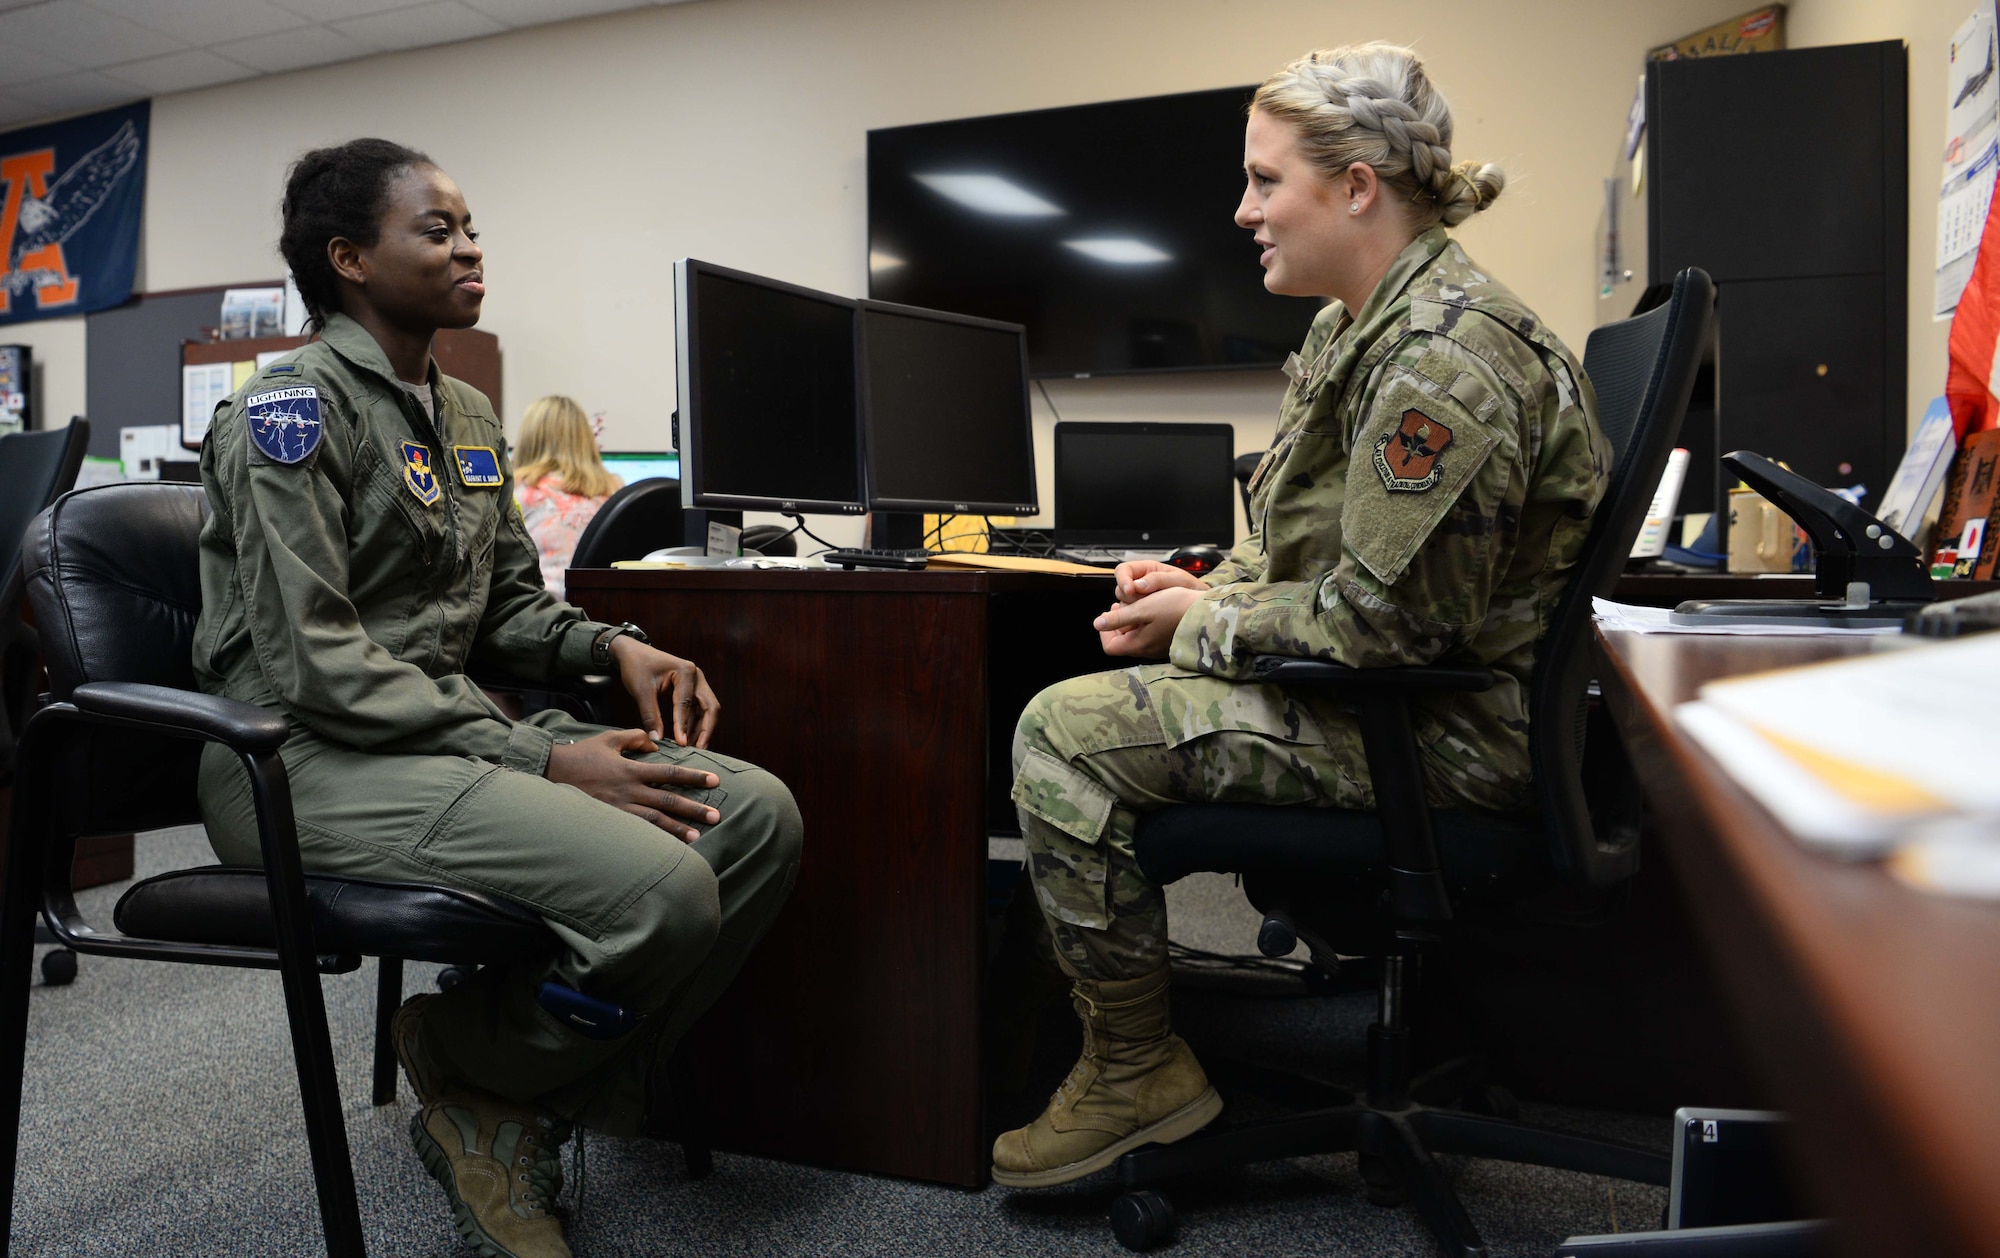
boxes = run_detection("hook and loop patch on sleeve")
[1342,363,1500,586]
[245,387,323,466]
[1374,408,1454,492]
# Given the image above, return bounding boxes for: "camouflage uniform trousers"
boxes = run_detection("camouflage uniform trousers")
[1011,663,1375,981]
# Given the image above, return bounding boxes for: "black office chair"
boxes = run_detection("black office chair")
[0,483,583,1258]
[0,421,90,989]
[569,476,684,569]
[1232,451,1261,537]
[1107,269,1716,1256]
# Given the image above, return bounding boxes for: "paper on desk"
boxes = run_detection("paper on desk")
[1592,598,1902,636]
[925,552,1111,576]
[1673,632,2000,862]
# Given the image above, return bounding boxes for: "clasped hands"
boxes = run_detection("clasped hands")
[544,633,723,843]
[1095,560,1205,659]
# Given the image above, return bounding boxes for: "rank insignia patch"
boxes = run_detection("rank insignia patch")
[453,445,503,487]
[245,387,322,465]
[400,440,441,505]
[1374,409,1454,492]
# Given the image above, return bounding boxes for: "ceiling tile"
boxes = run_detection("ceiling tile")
[268,0,431,19]
[460,0,650,25]
[214,23,375,73]
[0,37,74,84]
[331,0,504,52]
[103,48,259,94]
[13,70,143,115]
[0,1,185,69]
[95,0,310,46]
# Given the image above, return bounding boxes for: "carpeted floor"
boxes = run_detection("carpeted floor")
[11,827,1668,1257]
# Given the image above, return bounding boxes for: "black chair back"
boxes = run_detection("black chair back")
[20,482,211,834]
[1535,268,1714,884]
[1,421,90,771]
[569,477,684,569]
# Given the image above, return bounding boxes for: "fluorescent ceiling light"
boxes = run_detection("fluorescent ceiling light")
[914,173,1064,217]
[1063,238,1172,265]
[868,250,906,271]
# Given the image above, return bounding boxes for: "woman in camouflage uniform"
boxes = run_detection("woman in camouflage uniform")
[993,44,1610,1188]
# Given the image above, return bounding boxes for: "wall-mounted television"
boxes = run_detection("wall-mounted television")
[867,86,1325,378]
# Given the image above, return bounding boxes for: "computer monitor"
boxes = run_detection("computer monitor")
[673,258,867,515]
[858,301,1038,517]
[599,451,680,486]
[1053,421,1236,547]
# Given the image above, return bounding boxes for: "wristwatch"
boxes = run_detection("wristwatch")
[591,621,650,668]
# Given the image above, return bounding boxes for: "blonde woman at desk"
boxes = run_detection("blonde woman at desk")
[992,43,1609,1187]
[513,394,621,598]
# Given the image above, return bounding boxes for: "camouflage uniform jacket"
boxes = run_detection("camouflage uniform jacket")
[1167,227,1609,810]
[194,312,613,779]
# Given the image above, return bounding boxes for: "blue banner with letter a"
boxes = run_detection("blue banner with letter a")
[0,100,148,326]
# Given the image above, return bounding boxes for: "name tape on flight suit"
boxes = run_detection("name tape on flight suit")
[245,387,323,465]
[453,446,503,487]
[400,440,442,505]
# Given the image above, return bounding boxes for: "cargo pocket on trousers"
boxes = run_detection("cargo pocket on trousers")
[1012,746,1117,930]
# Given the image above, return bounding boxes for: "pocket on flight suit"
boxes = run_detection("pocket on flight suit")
[1012,746,1117,929]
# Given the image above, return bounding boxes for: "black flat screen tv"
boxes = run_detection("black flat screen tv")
[867,86,1325,378]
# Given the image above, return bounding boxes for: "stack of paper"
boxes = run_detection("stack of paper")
[1593,598,1902,637]
[1674,631,2000,897]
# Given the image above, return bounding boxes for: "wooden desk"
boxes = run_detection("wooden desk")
[1593,627,2000,1257]
[566,567,1114,1187]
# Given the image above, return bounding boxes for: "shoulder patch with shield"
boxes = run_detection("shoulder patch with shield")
[1374,408,1454,492]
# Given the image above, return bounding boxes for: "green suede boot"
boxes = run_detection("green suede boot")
[990,966,1222,1187]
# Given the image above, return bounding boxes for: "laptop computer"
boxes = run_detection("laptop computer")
[1052,421,1234,563]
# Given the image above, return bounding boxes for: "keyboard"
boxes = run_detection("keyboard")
[823,547,931,570]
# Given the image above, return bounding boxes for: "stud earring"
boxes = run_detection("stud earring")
[1349,202,1359,213]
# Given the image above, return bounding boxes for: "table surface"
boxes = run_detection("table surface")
[1592,627,2000,1257]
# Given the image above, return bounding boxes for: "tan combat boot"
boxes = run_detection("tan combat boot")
[990,966,1222,1187]
[412,1090,573,1258]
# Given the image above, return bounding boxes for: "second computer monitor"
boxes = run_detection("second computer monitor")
[674,258,867,514]
[860,301,1038,517]
[1054,421,1236,547]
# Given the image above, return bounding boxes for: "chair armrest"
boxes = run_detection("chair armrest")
[70,681,288,754]
[1252,656,1495,694]
[473,673,616,726]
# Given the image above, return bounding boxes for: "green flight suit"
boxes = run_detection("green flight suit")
[1013,227,1609,978]
[193,313,802,1132]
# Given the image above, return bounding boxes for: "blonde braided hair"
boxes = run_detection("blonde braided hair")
[1253,43,1503,229]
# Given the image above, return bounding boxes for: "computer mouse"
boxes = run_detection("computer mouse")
[1166,544,1226,576]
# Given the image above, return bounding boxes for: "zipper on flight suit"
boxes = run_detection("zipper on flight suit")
[400,382,461,676]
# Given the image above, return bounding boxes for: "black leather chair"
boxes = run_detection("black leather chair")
[0,421,88,779]
[0,421,90,988]
[0,483,576,1258]
[569,476,684,568]
[1232,451,1262,537]
[1107,269,1717,1256]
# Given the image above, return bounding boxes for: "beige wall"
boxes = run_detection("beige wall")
[46,0,1906,540]
[1789,0,1973,441]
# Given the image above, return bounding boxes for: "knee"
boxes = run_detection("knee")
[731,768,804,870]
[625,852,723,979]
[1012,680,1070,777]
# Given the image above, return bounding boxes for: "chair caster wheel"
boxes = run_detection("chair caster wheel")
[1359,1151,1405,1207]
[1464,1083,1519,1122]
[1111,1188,1176,1251]
[39,948,77,986]
[436,965,471,992]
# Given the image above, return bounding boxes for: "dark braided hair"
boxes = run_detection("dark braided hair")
[279,138,434,333]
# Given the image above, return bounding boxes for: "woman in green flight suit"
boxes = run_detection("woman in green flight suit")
[193,138,802,1258]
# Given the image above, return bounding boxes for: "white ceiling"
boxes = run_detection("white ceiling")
[0,0,698,131]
